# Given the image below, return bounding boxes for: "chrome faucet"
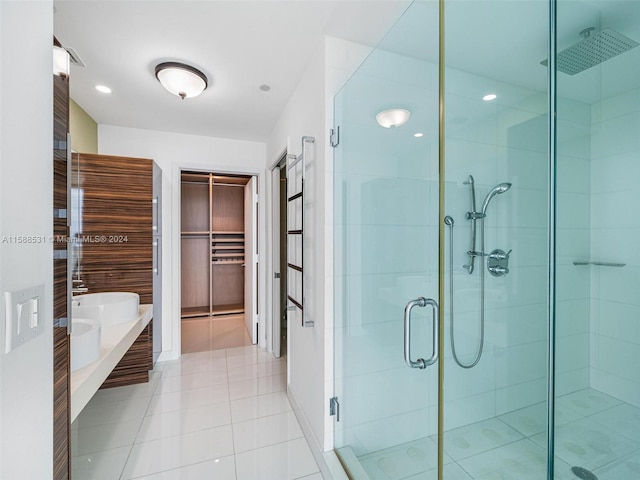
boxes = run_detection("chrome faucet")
[72,279,88,295]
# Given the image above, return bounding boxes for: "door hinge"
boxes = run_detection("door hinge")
[330,127,340,148]
[274,272,281,279]
[329,396,340,422]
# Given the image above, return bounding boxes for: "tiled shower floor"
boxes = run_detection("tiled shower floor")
[355,388,640,480]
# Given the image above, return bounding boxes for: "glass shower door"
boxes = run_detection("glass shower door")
[553,1,640,478]
[333,2,441,478]
[441,0,551,478]
[334,0,553,478]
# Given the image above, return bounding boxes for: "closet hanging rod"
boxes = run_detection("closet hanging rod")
[181,180,210,185]
[211,183,246,188]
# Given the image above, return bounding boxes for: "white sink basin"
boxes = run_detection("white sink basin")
[72,292,140,327]
[71,318,101,372]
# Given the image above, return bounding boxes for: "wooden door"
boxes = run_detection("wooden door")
[244,177,258,343]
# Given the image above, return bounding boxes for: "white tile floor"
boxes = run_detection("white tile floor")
[72,345,322,480]
[353,388,640,480]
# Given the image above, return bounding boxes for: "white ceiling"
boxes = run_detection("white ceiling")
[55,0,640,144]
[53,0,411,142]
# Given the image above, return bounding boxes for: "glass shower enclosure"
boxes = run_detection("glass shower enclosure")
[333,0,640,479]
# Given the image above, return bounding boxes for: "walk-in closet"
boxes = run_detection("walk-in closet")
[180,171,257,353]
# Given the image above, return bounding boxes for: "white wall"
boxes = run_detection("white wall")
[267,42,328,456]
[98,125,267,357]
[0,1,54,477]
[265,36,372,456]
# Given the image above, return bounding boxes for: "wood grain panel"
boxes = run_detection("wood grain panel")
[53,327,70,480]
[77,154,153,305]
[181,182,210,232]
[101,323,151,389]
[212,184,244,232]
[53,68,70,480]
[212,264,244,306]
[181,237,210,309]
[77,153,155,389]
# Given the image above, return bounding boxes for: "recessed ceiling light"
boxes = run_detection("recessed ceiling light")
[259,84,271,92]
[414,132,424,138]
[482,93,497,101]
[376,108,411,128]
[95,85,112,94]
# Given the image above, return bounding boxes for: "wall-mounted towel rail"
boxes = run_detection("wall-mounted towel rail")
[572,261,626,267]
[287,136,315,327]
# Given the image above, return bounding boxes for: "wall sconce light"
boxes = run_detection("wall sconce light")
[376,108,411,128]
[155,62,208,100]
[53,46,70,78]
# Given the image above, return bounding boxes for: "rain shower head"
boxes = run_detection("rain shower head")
[481,183,511,215]
[541,27,639,75]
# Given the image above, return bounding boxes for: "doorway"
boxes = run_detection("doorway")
[180,170,258,353]
[271,153,289,359]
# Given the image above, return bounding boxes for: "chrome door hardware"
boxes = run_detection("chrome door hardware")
[403,297,439,369]
[488,249,512,276]
[329,396,340,422]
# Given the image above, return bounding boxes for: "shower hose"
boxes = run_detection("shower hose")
[445,215,485,369]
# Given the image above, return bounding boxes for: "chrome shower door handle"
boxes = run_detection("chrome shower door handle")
[404,297,439,369]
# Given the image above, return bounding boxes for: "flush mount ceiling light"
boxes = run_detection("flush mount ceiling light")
[376,108,411,128]
[155,62,208,100]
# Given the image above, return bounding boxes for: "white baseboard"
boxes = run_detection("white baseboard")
[157,350,179,362]
[287,386,348,480]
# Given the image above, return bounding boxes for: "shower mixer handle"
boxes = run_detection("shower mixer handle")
[487,249,512,277]
[491,249,512,261]
[489,266,509,275]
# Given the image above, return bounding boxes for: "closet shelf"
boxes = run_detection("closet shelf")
[210,238,244,243]
[181,171,250,323]
[181,305,210,318]
[212,303,244,315]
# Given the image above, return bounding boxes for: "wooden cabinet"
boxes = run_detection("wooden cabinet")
[74,153,157,389]
[181,172,249,319]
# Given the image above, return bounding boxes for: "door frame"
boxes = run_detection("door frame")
[269,151,288,358]
[172,162,267,358]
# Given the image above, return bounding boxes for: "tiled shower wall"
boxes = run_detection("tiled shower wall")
[588,87,640,406]
[335,41,640,463]
[334,41,594,457]
[445,87,591,423]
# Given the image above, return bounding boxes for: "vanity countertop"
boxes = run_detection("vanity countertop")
[70,304,153,422]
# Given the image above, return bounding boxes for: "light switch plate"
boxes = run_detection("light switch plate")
[4,284,45,353]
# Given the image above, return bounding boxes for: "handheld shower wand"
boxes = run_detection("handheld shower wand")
[450,178,512,369]
[481,182,512,215]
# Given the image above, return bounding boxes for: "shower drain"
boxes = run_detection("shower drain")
[571,466,598,480]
